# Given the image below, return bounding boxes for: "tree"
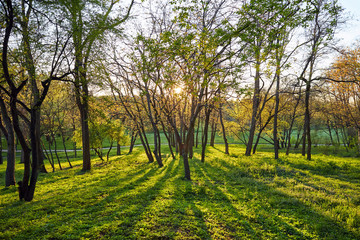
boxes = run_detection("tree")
[73,99,129,162]
[54,0,134,171]
[239,0,302,156]
[108,0,244,179]
[326,46,360,152]
[1,0,70,200]
[42,81,76,170]
[298,0,343,160]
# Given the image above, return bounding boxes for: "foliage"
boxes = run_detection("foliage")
[73,108,129,161]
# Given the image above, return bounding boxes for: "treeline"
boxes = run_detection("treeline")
[1,0,358,201]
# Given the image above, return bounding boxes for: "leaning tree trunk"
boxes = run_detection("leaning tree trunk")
[52,134,62,170]
[4,125,16,187]
[128,131,137,154]
[219,103,229,155]
[42,140,54,172]
[286,89,302,155]
[0,98,16,186]
[201,107,211,162]
[138,126,154,163]
[253,116,273,154]
[106,141,113,162]
[160,120,175,160]
[246,49,261,156]
[61,135,72,168]
[326,120,334,146]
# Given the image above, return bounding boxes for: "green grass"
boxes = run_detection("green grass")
[0,145,359,239]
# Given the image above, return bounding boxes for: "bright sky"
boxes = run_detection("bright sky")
[337,0,360,46]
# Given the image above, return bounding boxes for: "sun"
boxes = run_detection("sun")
[174,87,182,94]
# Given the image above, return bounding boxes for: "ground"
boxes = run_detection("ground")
[0,145,359,239]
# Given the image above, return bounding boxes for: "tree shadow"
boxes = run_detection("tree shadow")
[164,174,213,239]
[196,157,359,239]
[280,156,360,185]
[1,147,359,239]
[16,157,178,239]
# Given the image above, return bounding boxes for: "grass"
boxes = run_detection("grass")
[0,145,359,239]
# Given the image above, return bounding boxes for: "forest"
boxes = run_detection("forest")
[1,0,360,239]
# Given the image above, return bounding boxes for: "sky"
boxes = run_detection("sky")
[336,0,360,47]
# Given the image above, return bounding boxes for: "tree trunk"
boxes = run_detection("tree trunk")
[210,117,216,147]
[160,121,175,160]
[0,131,3,165]
[106,141,113,161]
[138,126,154,163]
[189,130,194,159]
[117,141,121,155]
[326,120,334,145]
[42,140,54,172]
[128,131,137,154]
[21,0,47,181]
[52,134,62,170]
[304,80,312,160]
[73,143,77,159]
[219,103,229,154]
[94,148,105,161]
[73,124,77,158]
[286,92,302,155]
[35,111,47,173]
[252,131,262,154]
[47,138,55,168]
[274,53,281,159]
[334,126,340,145]
[152,126,163,167]
[201,107,211,162]
[5,128,16,187]
[302,122,306,156]
[2,0,30,200]
[253,115,273,154]
[79,101,91,171]
[62,136,72,168]
[20,150,25,164]
[357,128,360,155]
[182,145,191,180]
[145,90,163,167]
[245,49,261,156]
[195,116,201,148]
[0,98,16,186]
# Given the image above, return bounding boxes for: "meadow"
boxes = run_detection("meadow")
[0,145,359,239]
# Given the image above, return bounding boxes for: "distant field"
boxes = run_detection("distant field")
[0,145,359,239]
[0,127,347,153]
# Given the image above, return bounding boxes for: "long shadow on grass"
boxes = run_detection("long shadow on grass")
[165,174,212,239]
[107,158,178,238]
[192,159,303,239]
[200,157,359,239]
[59,157,179,239]
[7,158,169,239]
[285,157,360,184]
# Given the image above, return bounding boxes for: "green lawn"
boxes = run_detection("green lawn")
[0,145,359,239]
